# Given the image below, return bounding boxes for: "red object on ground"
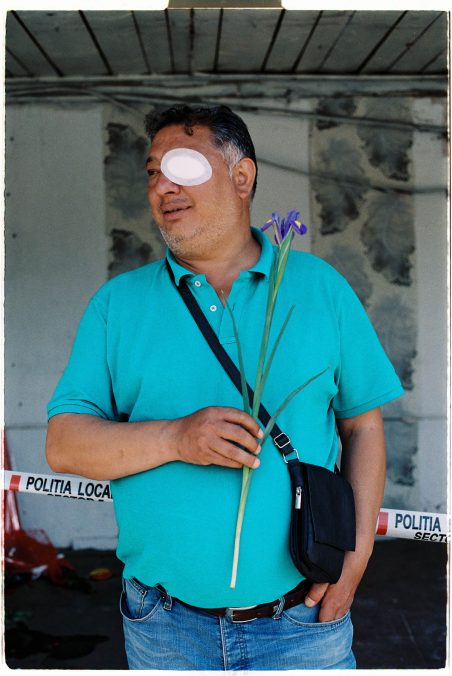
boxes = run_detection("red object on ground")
[3,433,74,584]
[5,528,74,583]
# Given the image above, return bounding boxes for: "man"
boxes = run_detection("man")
[46,104,404,670]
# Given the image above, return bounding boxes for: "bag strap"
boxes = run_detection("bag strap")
[165,260,298,462]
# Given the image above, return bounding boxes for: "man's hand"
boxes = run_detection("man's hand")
[46,407,262,482]
[304,551,368,622]
[303,407,387,622]
[172,406,263,469]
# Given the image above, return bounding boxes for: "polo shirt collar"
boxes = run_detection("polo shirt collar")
[165,226,274,286]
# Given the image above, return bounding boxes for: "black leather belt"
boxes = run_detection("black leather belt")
[178,579,311,623]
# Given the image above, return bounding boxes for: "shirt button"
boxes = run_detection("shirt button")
[194,280,201,287]
[210,305,217,312]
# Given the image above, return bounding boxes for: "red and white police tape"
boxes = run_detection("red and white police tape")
[2,469,450,542]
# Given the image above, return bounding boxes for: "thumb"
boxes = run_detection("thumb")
[305,582,329,607]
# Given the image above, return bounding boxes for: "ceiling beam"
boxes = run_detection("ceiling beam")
[6,73,447,102]
[168,1,282,7]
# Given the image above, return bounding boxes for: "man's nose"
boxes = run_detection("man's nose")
[154,172,181,195]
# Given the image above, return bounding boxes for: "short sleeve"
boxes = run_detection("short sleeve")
[332,279,404,418]
[47,294,117,421]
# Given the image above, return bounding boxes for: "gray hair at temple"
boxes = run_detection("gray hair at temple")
[145,104,258,199]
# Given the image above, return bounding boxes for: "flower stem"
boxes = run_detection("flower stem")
[230,466,252,588]
[221,291,251,415]
[228,215,307,588]
[252,257,279,418]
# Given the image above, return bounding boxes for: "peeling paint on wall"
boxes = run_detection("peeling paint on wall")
[323,243,373,307]
[103,106,165,278]
[108,229,152,277]
[312,138,369,234]
[310,95,418,507]
[362,193,414,285]
[316,97,358,131]
[384,419,417,487]
[105,123,149,219]
[358,99,413,181]
[371,295,416,390]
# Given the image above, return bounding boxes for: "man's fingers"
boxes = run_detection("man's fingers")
[220,422,262,455]
[212,438,261,469]
[208,453,244,469]
[305,582,329,607]
[175,407,264,469]
[222,408,263,440]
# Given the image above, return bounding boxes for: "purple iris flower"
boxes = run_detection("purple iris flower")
[261,210,307,244]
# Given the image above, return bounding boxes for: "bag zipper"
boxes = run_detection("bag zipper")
[295,486,302,510]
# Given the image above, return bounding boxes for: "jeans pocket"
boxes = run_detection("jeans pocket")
[282,601,351,629]
[120,577,164,623]
[279,603,355,669]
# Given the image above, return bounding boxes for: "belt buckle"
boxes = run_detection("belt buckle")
[226,607,256,623]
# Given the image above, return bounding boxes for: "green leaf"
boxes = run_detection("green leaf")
[275,231,294,290]
[252,255,280,417]
[260,367,329,448]
[230,466,252,588]
[258,304,296,401]
[220,291,251,415]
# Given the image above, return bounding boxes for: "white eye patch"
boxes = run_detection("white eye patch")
[161,148,213,186]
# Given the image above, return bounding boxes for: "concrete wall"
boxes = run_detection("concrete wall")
[411,98,448,513]
[4,89,448,548]
[307,95,448,513]
[5,103,116,547]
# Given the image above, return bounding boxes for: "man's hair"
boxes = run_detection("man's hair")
[145,104,257,198]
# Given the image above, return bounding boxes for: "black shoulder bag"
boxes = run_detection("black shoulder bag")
[167,263,356,584]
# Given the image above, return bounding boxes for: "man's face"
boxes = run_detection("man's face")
[146,124,245,258]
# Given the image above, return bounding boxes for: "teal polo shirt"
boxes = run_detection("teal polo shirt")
[47,228,404,607]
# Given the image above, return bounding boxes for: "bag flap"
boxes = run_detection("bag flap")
[304,463,356,551]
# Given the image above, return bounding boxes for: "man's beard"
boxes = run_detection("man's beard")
[158,224,203,257]
[157,220,227,258]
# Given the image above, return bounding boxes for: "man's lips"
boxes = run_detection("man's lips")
[160,203,191,215]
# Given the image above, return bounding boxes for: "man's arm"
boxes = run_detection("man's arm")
[304,407,386,621]
[45,407,263,481]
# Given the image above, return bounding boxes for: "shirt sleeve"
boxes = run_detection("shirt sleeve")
[332,278,405,419]
[47,293,118,421]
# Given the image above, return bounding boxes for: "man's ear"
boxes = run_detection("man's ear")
[232,158,256,199]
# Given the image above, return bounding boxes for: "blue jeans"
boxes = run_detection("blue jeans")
[120,577,356,670]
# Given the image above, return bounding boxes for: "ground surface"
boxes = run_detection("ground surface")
[3,539,448,670]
